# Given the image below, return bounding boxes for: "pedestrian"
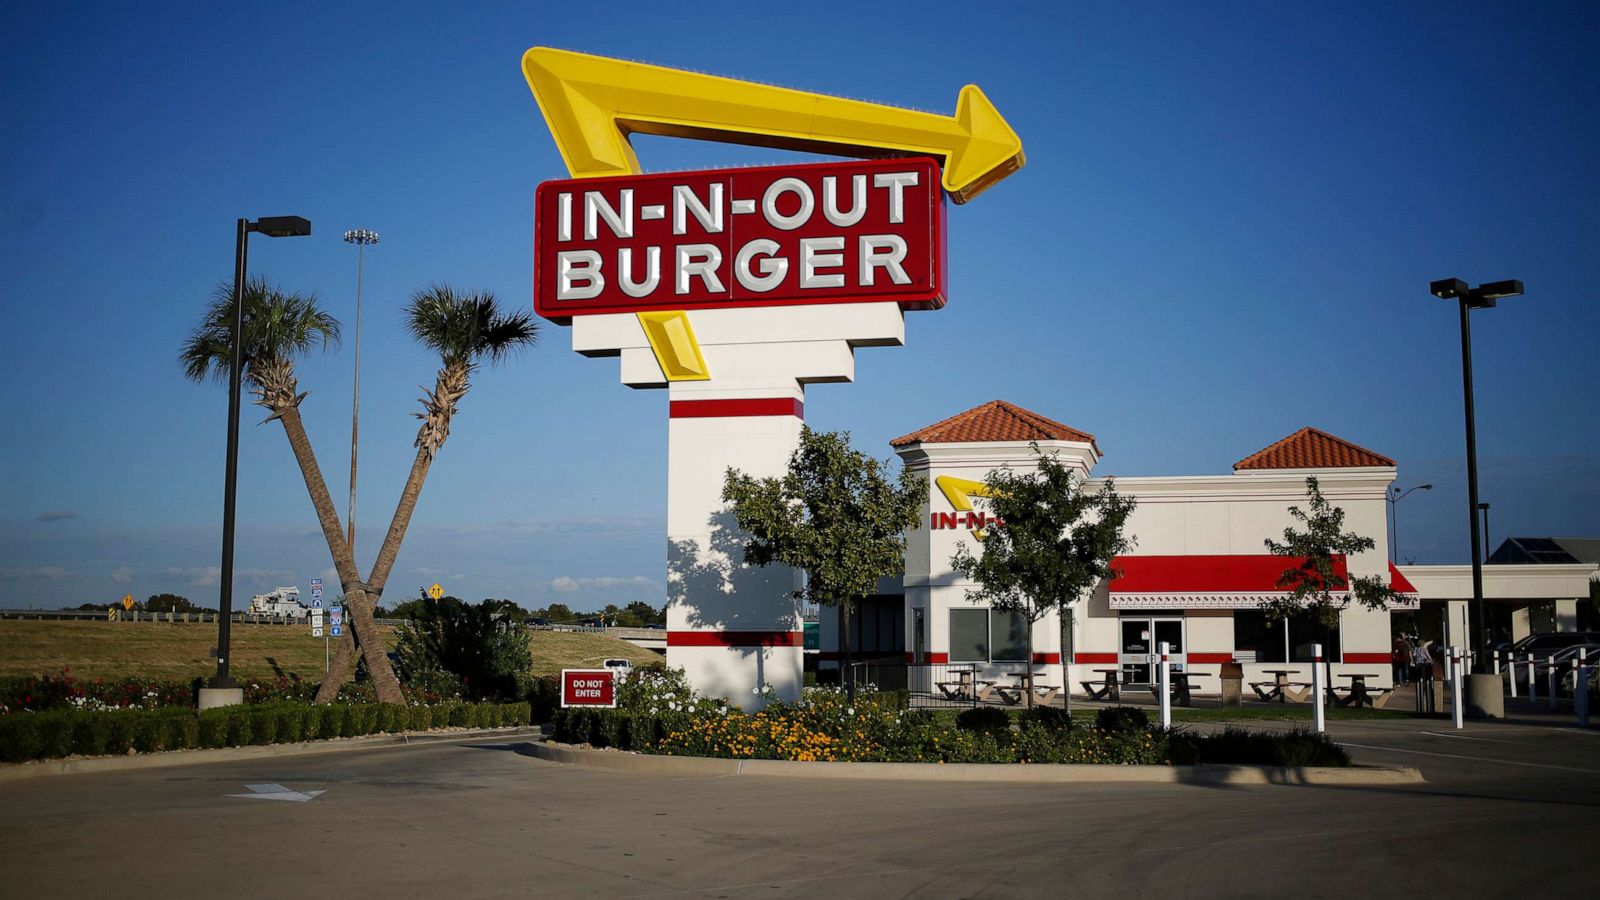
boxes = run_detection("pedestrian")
[1393,634,1412,685]
[1413,639,1437,713]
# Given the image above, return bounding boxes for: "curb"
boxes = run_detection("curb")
[0,726,541,783]
[523,741,1425,785]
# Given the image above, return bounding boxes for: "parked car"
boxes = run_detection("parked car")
[1505,631,1600,657]
[603,658,634,675]
[528,617,550,627]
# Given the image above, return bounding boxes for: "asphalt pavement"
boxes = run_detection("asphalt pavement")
[1,717,1594,899]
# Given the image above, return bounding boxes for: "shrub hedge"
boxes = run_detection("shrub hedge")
[0,700,532,764]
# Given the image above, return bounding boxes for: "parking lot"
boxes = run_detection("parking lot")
[1,716,1594,899]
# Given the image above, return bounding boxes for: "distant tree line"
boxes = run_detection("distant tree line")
[374,595,663,627]
[71,594,217,614]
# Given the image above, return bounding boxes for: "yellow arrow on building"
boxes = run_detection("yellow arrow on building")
[521,47,1025,204]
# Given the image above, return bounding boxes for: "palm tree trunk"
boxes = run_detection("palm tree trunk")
[319,365,461,694]
[320,448,433,689]
[272,406,403,705]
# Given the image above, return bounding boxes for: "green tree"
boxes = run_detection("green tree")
[316,286,537,702]
[144,593,197,614]
[624,601,663,626]
[723,427,924,701]
[950,444,1137,708]
[1264,477,1404,684]
[182,277,406,703]
[392,591,534,701]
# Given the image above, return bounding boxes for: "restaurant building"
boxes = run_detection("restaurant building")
[818,400,1596,697]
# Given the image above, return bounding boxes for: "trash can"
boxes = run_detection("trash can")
[1219,661,1244,707]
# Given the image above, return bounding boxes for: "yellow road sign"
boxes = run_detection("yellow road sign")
[521,47,1024,204]
[428,583,444,601]
[121,593,134,611]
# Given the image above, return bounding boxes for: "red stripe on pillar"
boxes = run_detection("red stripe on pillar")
[1031,652,1062,664]
[1343,652,1390,664]
[666,630,803,647]
[1187,652,1234,664]
[927,652,949,664]
[669,398,803,419]
[1074,652,1117,664]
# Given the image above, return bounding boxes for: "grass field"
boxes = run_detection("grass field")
[0,620,661,682]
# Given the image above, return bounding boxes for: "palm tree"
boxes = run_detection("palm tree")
[315,285,537,701]
[182,277,406,704]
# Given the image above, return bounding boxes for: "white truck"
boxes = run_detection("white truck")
[247,586,308,618]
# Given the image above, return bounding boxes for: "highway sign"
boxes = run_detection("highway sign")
[329,607,343,627]
[312,627,323,638]
[428,583,444,600]
[330,625,342,637]
[311,597,322,609]
[122,594,134,611]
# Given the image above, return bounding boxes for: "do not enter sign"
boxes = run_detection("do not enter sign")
[560,669,617,708]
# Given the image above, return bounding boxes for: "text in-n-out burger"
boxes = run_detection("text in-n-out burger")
[559,668,618,707]
[533,157,946,320]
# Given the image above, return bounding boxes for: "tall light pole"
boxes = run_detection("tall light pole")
[1386,483,1432,564]
[342,229,379,561]
[1430,277,1523,675]
[205,215,312,707]
[1478,502,1491,561]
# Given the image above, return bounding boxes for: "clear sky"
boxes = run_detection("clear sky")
[3,1,1596,610]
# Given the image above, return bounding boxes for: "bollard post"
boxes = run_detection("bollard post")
[1548,654,1558,708]
[1157,641,1171,729]
[1576,667,1591,728]
[1451,646,1465,730]
[1508,653,1517,698]
[1312,643,1326,734]
[1527,656,1537,703]
[1492,651,1500,676]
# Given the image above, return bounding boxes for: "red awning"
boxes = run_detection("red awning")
[1108,554,1348,610]
[1388,562,1420,609]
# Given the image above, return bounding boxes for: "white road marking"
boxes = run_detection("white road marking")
[1341,742,1600,775]
[226,783,327,802]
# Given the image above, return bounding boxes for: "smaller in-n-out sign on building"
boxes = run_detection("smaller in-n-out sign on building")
[560,669,618,708]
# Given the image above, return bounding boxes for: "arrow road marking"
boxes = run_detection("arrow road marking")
[226,783,327,802]
[522,47,1025,204]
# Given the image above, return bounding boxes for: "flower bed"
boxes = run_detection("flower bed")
[0,700,531,763]
[0,671,462,714]
[550,675,1349,768]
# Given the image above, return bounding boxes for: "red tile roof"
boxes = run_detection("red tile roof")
[1233,427,1395,471]
[891,400,1100,453]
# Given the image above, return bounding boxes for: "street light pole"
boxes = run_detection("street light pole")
[1386,483,1432,564]
[342,229,380,561]
[1431,277,1523,676]
[205,215,311,704]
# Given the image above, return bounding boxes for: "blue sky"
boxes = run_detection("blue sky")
[3,1,1596,610]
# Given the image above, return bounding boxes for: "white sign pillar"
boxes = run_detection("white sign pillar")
[1157,641,1171,728]
[1312,643,1326,734]
[1450,646,1465,730]
[572,303,906,709]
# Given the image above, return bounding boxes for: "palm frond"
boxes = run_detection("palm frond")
[180,276,340,383]
[406,284,538,366]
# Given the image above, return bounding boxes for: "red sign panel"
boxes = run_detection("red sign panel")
[559,669,617,707]
[534,157,946,320]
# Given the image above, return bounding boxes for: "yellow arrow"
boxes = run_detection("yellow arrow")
[935,476,993,512]
[521,47,1024,204]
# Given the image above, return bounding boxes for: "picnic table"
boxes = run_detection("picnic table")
[995,671,1060,706]
[1250,668,1310,703]
[1330,673,1391,708]
[1080,668,1121,701]
[935,668,996,702]
[1147,671,1208,707]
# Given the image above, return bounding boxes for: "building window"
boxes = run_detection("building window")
[949,609,988,662]
[948,608,1030,663]
[990,608,1029,661]
[1234,610,1342,663]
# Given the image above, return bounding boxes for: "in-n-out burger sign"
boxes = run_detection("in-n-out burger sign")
[534,157,945,319]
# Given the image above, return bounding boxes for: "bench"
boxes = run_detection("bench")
[996,684,1060,706]
[1080,674,1120,702]
[1250,680,1313,702]
[936,680,996,702]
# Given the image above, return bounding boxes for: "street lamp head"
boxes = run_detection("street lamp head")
[343,228,381,245]
[1419,483,1433,491]
[252,215,312,238]
[1476,279,1523,301]
[1430,278,1468,299]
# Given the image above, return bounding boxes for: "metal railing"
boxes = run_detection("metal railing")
[846,661,1054,709]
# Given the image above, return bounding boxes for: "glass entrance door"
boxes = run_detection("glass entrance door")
[1120,617,1186,684]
